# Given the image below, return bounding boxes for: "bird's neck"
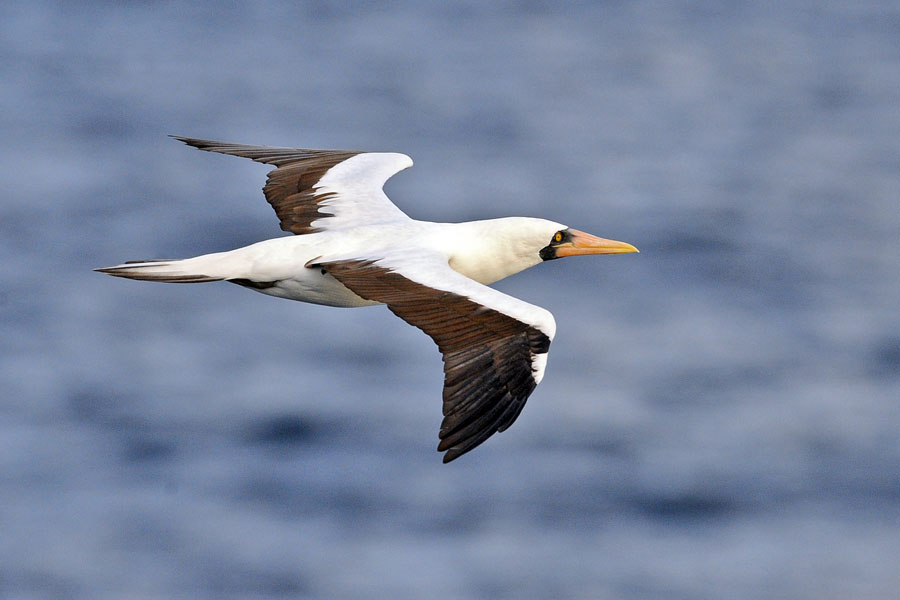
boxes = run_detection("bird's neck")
[442,219,545,285]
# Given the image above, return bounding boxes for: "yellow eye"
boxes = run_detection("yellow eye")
[554,232,563,243]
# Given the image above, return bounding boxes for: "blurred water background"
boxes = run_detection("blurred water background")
[2,2,899,598]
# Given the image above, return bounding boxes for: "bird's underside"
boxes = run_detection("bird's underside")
[97,136,638,462]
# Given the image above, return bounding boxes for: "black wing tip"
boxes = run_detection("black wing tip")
[441,446,465,463]
[437,388,534,464]
[167,135,349,167]
[437,439,489,464]
[169,135,229,151]
[437,426,502,463]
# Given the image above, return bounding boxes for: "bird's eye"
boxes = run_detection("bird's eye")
[554,232,563,243]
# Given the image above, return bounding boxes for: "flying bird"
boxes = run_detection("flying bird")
[97,137,638,462]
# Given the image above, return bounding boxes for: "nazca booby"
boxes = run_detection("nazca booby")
[97,137,638,462]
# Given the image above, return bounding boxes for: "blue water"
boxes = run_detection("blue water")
[2,2,899,598]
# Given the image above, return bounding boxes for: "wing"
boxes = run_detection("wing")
[172,136,413,234]
[318,254,556,463]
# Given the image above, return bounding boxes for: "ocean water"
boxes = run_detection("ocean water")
[2,2,899,598]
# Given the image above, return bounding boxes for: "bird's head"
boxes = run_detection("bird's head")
[447,217,638,285]
[537,224,639,261]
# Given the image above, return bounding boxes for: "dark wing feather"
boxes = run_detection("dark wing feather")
[172,136,361,234]
[320,259,551,463]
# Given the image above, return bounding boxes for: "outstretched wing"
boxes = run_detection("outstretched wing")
[318,254,556,463]
[172,136,413,234]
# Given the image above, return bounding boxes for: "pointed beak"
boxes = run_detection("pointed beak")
[554,229,639,257]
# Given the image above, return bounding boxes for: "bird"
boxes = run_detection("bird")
[96,136,638,463]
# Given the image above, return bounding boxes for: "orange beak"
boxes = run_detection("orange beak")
[554,229,639,257]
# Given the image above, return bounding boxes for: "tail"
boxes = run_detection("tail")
[94,259,223,283]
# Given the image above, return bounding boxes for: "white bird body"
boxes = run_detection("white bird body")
[98,138,637,462]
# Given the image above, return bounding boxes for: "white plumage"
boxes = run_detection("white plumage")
[97,137,637,462]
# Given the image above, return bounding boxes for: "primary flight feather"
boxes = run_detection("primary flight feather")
[97,136,638,462]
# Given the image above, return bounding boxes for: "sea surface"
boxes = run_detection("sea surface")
[2,2,899,598]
